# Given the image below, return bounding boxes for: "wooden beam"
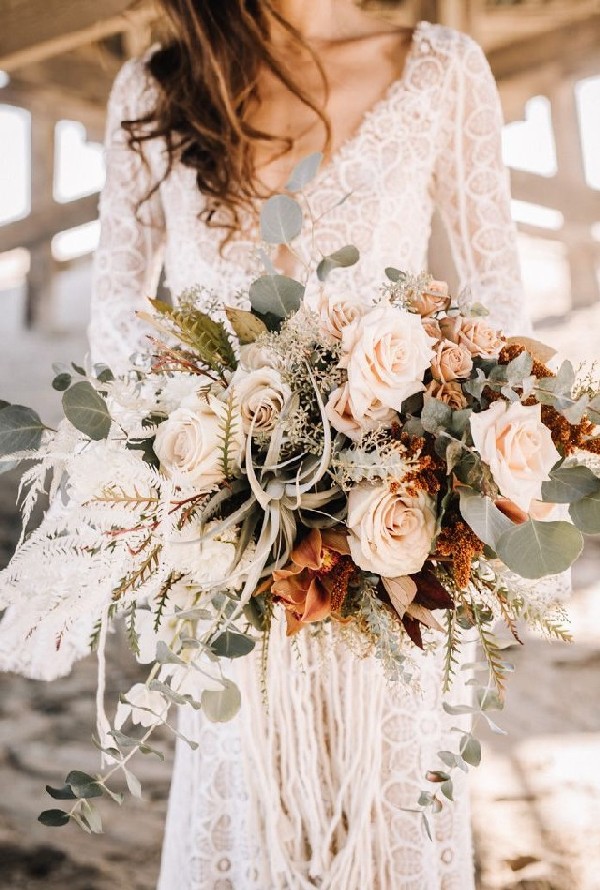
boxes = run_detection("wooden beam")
[9,51,121,109]
[510,170,600,225]
[0,0,154,72]
[0,194,99,254]
[487,13,600,82]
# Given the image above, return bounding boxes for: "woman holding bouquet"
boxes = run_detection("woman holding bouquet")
[37,0,536,887]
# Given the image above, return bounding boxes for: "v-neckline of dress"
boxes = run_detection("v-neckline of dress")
[302,20,426,190]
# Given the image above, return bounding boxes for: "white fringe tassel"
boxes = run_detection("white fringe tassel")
[238,620,392,889]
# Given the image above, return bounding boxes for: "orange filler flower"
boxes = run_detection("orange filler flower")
[269,527,355,635]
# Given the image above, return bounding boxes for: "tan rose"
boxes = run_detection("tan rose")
[233,366,291,435]
[422,318,442,342]
[439,316,503,360]
[410,279,451,317]
[153,393,245,489]
[340,306,436,416]
[425,379,468,410]
[430,339,473,382]
[469,400,561,513]
[325,383,398,441]
[304,287,364,342]
[346,482,436,577]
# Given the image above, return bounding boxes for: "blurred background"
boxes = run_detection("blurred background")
[0,1,599,888]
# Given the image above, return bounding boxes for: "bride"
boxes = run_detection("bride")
[8,0,532,887]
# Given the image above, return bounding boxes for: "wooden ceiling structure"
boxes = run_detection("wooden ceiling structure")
[0,0,599,325]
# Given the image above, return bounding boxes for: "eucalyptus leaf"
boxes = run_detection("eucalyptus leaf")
[249,275,305,318]
[65,770,103,799]
[570,490,600,534]
[46,784,76,801]
[52,372,72,392]
[496,519,584,578]
[385,267,403,282]
[458,487,513,549]
[225,308,268,344]
[459,735,482,767]
[421,397,452,434]
[541,465,600,504]
[441,780,454,801]
[450,408,472,436]
[62,382,111,441]
[211,630,256,659]
[123,768,142,799]
[38,809,71,827]
[201,679,242,723]
[155,641,186,666]
[260,195,303,244]
[316,245,360,282]
[0,404,46,457]
[285,152,323,191]
[442,702,474,716]
[505,351,533,384]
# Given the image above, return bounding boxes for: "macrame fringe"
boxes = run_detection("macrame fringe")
[238,620,392,889]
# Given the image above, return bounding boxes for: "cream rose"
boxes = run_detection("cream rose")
[347,482,436,577]
[340,306,436,416]
[154,392,244,489]
[439,316,503,360]
[430,339,473,382]
[238,341,279,372]
[234,366,291,435]
[425,379,468,410]
[325,382,397,441]
[410,279,451,317]
[470,400,560,513]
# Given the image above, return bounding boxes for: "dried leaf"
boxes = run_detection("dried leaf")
[382,576,417,619]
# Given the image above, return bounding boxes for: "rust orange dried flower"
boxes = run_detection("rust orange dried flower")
[268,528,356,635]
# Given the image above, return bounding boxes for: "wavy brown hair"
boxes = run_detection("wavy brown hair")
[123,0,334,240]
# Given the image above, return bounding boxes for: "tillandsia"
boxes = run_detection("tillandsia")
[0,152,599,837]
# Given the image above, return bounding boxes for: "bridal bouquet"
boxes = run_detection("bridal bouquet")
[1,154,599,834]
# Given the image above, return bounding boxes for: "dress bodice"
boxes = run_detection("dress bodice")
[90,21,528,373]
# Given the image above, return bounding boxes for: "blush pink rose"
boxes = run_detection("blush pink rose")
[469,400,560,513]
[439,316,503,360]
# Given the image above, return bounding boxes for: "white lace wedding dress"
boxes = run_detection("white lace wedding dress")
[2,21,532,890]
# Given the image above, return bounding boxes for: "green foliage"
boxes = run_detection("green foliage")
[217,391,241,480]
[62,382,112,440]
[201,679,242,723]
[285,152,323,191]
[496,518,584,579]
[420,397,452,435]
[458,487,513,549]
[442,610,461,694]
[38,809,71,827]
[126,603,140,657]
[224,307,268,344]
[0,404,46,456]
[211,630,256,659]
[52,372,72,391]
[471,604,508,696]
[542,465,600,503]
[569,490,600,534]
[260,194,303,243]
[249,274,305,319]
[149,299,237,375]
[316,245,360,281]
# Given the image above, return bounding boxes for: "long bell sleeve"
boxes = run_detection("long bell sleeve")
[89,57,166,374]
[432,36,530,336]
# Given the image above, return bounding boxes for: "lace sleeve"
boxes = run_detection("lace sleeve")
[89,57,166,374]
[432,35,530,336]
